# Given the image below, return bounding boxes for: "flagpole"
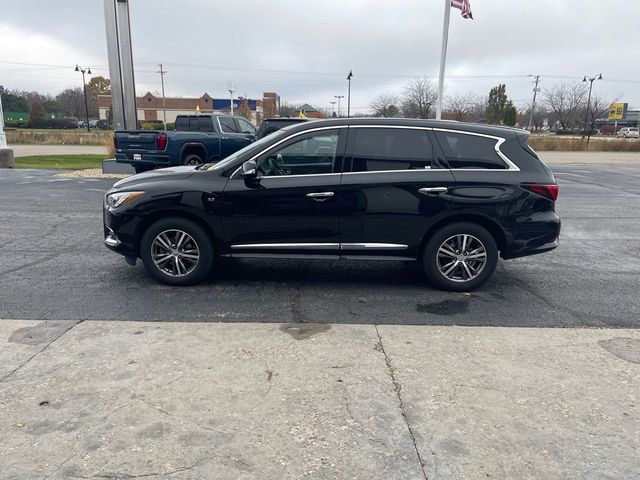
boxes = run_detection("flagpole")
[436,0,451,120]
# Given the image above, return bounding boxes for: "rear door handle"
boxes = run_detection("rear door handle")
[419,187,448,195]
[306,192,335,201]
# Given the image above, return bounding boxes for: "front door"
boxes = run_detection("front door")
[220,128,346,257]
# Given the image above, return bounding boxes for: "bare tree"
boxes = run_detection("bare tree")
[520,102,549,132]
[278,102,300,117]
[401,77,438,119]
[542,81,588,131]
[445,92,477,121]
[584,93,620,134]
[56,87,84,119]
[371,93,400,117]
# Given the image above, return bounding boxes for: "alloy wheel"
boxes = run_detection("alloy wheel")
[151,229,200,277]
[436,234,487,283]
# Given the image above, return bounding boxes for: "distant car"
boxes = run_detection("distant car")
[257,117,310,139]
[616,127,639,139]
[104,118,560,291]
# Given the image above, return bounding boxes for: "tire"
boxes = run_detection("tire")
[182,153,204,166]
[140,217,214,286]
[422,222,498,292]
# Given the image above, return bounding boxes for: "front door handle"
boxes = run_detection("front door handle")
[306,192,335,201]
[419,187,448,195]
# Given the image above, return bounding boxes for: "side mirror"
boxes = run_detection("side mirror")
[242,160,257,177]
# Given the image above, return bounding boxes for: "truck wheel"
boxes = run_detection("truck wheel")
[140,217,213,286]
[183,154,204,166]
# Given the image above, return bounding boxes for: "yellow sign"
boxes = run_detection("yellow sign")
[608,103,625,120]
[195,105,201,114]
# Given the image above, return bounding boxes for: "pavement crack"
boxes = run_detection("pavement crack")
[374,325,428,480]
[71,456,212,479]
[0,320,85,384]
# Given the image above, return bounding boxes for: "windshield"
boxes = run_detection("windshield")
[208,129,290,171]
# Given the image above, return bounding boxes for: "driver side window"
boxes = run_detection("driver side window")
[257,130,339,177]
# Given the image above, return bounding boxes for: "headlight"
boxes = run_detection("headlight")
[106,191,144,208]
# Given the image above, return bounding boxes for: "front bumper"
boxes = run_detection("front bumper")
[103,204,141,258]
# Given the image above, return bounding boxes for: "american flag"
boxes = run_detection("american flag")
[451,0,473,19]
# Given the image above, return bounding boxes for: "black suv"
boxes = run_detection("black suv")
[104,118,560,291]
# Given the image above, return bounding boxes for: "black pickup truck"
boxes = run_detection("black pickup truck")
[114,114,257,173]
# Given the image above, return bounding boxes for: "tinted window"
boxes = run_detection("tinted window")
[190,116,212,132]
[351,128,433,172]
[257,131,339,176]
[219,117,238,133]
[174,117,189,131]
[236,118,256,135]
[434,131,507,169]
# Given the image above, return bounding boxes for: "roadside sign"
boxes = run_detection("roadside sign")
[608,103,627,120]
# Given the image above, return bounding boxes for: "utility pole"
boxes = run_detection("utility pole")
[334,95,344,117]
[157,63,167,129]
[75,65,91,132]
[346,70,353,118]
[582,73,603,145]
[329,101,337,117]
[527,75,540,132]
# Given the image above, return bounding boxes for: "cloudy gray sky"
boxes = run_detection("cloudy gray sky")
[1,0,639,114]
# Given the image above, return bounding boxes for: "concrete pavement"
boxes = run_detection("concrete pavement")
[11,144,108,157]
[1,320,638,479]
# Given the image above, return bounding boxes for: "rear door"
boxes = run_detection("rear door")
[340,126,455,259]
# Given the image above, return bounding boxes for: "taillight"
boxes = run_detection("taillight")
[157,132,168,150]
[521,183,559,201]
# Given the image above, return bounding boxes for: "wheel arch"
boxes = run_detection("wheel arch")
[180,143,207,163]
[134,209,221,257]
[420,214,508,258]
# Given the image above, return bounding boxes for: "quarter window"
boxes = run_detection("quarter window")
[350,128,433,172]
[434,131,507,169]
[257,131,339,176]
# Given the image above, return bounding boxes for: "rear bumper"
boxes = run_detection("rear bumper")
[501,211,561,260]
[115,152,172,168]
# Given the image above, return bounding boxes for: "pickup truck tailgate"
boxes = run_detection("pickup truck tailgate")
[115,131,158,151]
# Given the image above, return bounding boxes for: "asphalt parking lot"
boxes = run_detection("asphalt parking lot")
[1,163,639,327]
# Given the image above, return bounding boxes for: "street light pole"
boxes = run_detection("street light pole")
[346,70,353,118]
[582,73,602,145]
[334,95,344,117]
[75,65,92,132]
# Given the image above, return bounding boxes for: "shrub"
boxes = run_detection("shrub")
[139,121,164,130]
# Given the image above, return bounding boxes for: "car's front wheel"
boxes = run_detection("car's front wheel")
[422,222,498,291]
[140,217,213,285]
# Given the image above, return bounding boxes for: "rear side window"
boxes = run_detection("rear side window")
[434,131,507,169]
[351,128,433,172]
[219,117,238,133]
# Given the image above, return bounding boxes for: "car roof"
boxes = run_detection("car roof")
[279,117,528,138]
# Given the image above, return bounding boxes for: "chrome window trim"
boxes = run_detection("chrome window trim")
[431,128,520,172]
[343,168,438,176]
[230,125,347,179]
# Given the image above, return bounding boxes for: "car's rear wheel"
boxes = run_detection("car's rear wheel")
[183,153,204,166]
[140,217,213,286]
[423,222,498,291]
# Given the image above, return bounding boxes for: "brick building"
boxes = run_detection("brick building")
[98,91,281,125]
